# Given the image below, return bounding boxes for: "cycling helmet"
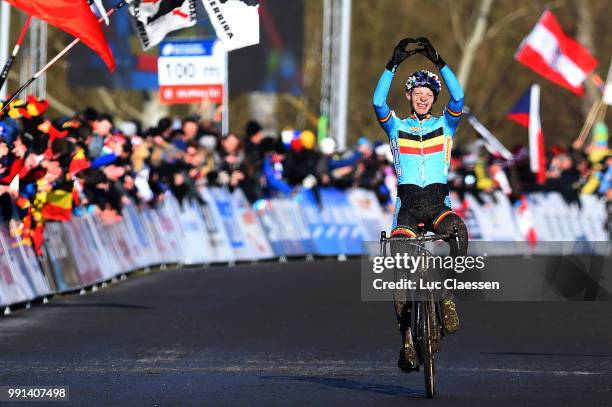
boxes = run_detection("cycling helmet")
[405,70,442,101]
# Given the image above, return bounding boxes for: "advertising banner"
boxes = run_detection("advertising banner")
[141,207,174,264]
[158,39,226,104]
[123,205,160,268]
[320,188,364,255]
[580,195,608,241]
[177,200,213,265]
[156,196,188,264]
[3,186,610,311]
[295,189,344,256]
[198,187,236,263]
[464,192,523,242]
[129,0,198,51]
[86,216,123,278]
[253,199,285,257]
[209,187,252,261]
[200,0,259,51]
[7,220,51,298]
[43,222,82,293]
[271,198,311,257]
[346,189,388,242]
[0,227,28,306]
[231,189,274,260]
[62,220,106,286]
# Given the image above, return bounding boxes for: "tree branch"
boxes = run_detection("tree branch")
[447,0,466,50]
[484,7,529,40]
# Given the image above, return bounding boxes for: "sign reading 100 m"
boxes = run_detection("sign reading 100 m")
[157,39,226,105]
[160,62,222,81]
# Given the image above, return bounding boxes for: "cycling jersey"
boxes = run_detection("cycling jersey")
[372,65,464,188]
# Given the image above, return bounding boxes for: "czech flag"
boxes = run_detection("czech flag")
[514,10,598,95]
[507,84,546,184]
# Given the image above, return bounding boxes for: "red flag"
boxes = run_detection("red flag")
[4,0,115,71]
[514,10,597,95]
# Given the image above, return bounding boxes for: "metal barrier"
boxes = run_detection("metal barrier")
[0,187,608,313]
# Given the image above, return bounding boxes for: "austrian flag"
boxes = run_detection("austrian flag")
[515,10,598,95]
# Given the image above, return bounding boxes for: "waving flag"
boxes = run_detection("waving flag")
[201,0,260,51]
[463,106,513,161]
[514,10,598,95]
[603,58,612,105]
[4,0,115,71]
[516,195,537,244]
[507,84,546,184]
[41,189,74,221]
[128,0,198,50]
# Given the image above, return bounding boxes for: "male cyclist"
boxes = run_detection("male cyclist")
[372,37,468,372]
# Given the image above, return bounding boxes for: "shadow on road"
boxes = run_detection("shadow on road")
[261,375,423,397]
[481,351,612,358]
[45,302,153,310]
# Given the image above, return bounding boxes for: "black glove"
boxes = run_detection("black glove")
[416,37,446,70]
[386,38,419,72]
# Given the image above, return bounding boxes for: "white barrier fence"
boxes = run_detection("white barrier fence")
[0,187,609,311]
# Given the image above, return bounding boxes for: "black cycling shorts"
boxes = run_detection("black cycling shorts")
[392,183,455,235]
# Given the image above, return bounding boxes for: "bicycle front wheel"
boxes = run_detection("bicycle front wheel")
[422,300,436,398]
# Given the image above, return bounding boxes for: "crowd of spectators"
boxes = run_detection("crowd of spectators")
[0,96,610,254]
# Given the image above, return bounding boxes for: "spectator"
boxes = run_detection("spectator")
[0,94,609,256]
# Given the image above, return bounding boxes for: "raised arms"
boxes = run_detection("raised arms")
[373,39,419,132]
[415,37,464,131]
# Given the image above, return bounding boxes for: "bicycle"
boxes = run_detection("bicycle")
[379,223,459,398]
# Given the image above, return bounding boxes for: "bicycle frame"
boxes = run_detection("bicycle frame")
[379,224,457,398]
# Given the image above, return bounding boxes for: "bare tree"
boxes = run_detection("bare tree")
[456,0,495,88]
[576,0,599,119]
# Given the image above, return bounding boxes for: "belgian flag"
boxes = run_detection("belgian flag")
[68,148,91,176]
[41,188,73,221]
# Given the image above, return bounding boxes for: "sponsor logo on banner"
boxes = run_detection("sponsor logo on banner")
[200,0,260,51]
[129,0,198,51]
[160,85,224,104]
[158,39,226,104]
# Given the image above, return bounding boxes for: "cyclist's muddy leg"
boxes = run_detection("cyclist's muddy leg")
[390,194,418,344]
[434,213,467,334]
[435,212,468,299]
[438,214,468,255]
[389,233,419,369]
[389,232,418,340]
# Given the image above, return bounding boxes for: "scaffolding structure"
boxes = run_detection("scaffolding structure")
[21,16,47,99]
[320,0,351,150]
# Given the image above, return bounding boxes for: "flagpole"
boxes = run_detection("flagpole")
[574,99,603,148]
[0,2,11,100]
[1,1,127,112]
[595,58,612,122]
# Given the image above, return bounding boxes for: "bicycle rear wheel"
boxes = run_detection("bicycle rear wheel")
[422,300,436,398]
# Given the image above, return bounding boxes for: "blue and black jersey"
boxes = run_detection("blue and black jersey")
[372,65,464,188]
[373,64,464,231]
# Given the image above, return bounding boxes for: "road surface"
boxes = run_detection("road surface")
[1,259,611,406]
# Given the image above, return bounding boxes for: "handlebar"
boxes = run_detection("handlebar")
[380,226,460,243]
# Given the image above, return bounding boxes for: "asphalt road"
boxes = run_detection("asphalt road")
[1,259,611,406]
